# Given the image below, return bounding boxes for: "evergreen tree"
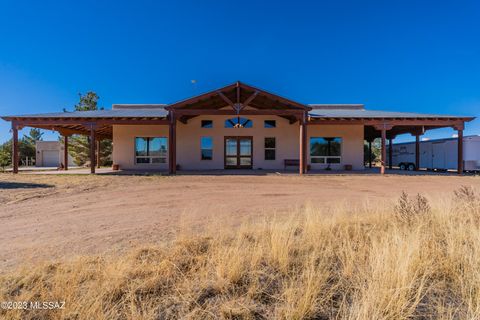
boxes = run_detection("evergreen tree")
[66,92,112,166]
[23,128,44,146]
[0,140,11,171]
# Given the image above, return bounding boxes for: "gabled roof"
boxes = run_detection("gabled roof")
[166,81,310,111]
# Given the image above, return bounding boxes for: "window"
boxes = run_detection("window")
[310,137,342,164]
[264,137,276,160]
[225,117,252,128]
[135,137,168,164]
[201,120,213,128]
[264,120,276,128]
[201,137,213,160]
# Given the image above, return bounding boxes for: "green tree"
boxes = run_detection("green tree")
[23,128,44,146]
[0,140,11,171]
[66,92,112,166]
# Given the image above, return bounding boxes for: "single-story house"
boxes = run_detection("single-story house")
[1,82,475,174]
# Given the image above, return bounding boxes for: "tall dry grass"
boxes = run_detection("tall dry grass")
[1,187,480,319]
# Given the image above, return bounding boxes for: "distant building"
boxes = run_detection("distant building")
[36,141,74,167]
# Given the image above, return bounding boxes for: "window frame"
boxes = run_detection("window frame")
[264,120,276,128]
[200,136,213,160]
[309,137,342,164]
[134,137,168,165]
[225,117,253,128]
[201,120,213,128]
[264,137,276,161]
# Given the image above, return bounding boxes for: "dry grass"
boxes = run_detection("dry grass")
[1,187,480,319]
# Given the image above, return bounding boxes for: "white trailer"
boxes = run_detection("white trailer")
[389,135,480,172]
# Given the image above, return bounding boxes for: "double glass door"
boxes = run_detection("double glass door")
[224,137,253,169]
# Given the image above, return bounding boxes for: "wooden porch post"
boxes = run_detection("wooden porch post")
[388,137,393,169]
[12,122,19,174]
[415,134,420,171]
[96,140,101,168]
[456,124,464,174]
[374,124,393,175]
[299,112,307,175]
[381,129,387,174]
[64,135,69,171]
[169,112,177,174]
[89,125,96,174]
[368,140,373,168]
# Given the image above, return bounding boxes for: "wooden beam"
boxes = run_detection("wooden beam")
[388,138,393,169]
[217,91,235,108]
[299,113,307,175]
[12,122,19,174]
[174,109,304,116]
[89,125,96,174]
[458,128,463,174]
[169,113,177,174]
[380,128,387,175]
[7,119,169,126]
[309,118,470,127]
[64,135,69,171]
[242,91,259,108]
[415,135,420,171]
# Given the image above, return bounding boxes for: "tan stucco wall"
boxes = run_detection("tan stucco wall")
[112,119,365,171]
[113,125,170,170]
[176,115,299,170]
[307,124,365,170]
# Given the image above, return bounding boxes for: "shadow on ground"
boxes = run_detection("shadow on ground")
[0,181,54,189]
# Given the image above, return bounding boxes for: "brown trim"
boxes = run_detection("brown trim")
[224,136,253,169]
[3,118,169,125]
[166,81,310,111]
[175,109,305,116]
[309,118,472,126]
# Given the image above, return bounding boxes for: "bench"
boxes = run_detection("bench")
[284,159,299,170]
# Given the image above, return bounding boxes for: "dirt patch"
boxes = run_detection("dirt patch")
[0,173,479,270]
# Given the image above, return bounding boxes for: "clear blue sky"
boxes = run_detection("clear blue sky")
[0,0,479,143]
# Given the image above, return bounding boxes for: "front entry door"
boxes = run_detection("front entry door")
[225,137,253,169]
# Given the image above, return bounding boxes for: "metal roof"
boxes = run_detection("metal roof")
[2,108,168,119]
[308,108,467,119]
[1,106,472,121]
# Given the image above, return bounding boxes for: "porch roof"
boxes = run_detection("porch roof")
[1,81,474,141]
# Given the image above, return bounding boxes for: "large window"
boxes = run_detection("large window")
[135,137,168,164]
[264,137,276,160]
[310,137,342,164]
[201,137,213,160]
[225,117,252,128]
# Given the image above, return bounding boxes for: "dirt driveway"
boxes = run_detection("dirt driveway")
[0,173,479,270]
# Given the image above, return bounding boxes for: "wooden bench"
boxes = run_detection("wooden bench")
[284,159,299,170]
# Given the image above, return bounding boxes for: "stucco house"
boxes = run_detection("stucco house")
[2,82,474,174]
